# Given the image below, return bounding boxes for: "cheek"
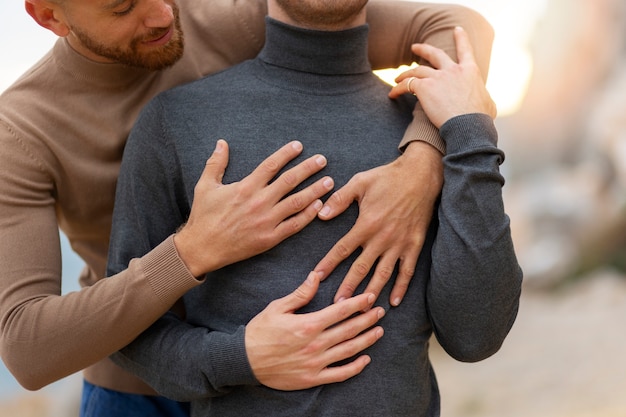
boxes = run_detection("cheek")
[95,16,144,48]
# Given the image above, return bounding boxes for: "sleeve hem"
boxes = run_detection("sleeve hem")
[139,235,203,302]
[207,326,259,388]
[440,113,498,154]
[399,113,445,154]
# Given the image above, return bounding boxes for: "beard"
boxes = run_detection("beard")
[274,0,368,29]
[69,4,185,70]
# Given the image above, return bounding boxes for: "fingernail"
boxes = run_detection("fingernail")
[214,140,224,153]
[313,200,323,210]
[377,308,386,319]
[391,297,402,307]
[336,296,346,303]
[319,205,331,217]
[323,178,333,189]
[367,294,375,304]
[292,141,303,151]
[316,155,327,166]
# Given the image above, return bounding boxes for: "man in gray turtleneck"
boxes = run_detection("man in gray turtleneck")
[107,0,522,416]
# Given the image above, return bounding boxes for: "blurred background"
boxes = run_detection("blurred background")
[2,0,626,416]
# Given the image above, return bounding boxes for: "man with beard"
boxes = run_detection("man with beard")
[0,0,495,416]
[106,0,521,416]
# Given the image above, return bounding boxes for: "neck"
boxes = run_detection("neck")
[259,17,371,76]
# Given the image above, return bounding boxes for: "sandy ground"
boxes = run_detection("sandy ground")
[3,269,626,417]
[432,269,626,417]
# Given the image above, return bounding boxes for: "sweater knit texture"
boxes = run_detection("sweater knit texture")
[0,0,495,394]
[108,18,522,417]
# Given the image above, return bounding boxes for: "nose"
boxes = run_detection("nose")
[143,0,174,28]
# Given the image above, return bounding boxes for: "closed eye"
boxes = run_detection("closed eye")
[113,0,137,16]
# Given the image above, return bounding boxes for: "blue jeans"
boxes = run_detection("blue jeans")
[80,380,190,417]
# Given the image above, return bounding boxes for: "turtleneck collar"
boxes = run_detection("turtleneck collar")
[258,17,371,76]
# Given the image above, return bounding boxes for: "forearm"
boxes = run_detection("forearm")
[0,233,198,390]
[0,125,197,389]
[366,1,493,78]
[428,114,522,362]
[367,1,494,152]
[111,313,256,401]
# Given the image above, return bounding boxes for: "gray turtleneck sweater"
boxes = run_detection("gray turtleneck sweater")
[108,17,522,417]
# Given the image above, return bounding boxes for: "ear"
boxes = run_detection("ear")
[25,0,71,37]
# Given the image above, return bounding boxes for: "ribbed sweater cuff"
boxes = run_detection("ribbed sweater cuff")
[399,110,445,154]
[139,235,203,303]
[440,113,498,154]
[206,326,259,387]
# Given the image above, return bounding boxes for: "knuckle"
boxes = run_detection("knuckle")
[287,217,304,234]
[336,298,359,318]
[378,225,397,241]
[298,373,315,387]
[349,325,371,342]
[399,265,416,279]
[288,194,305,211]
[193,182,205,195]
[334,243,351,259]
[302,365,324,384]
[376,265,394,281]
[262,157,281,175]
[327,190,346,207]
[340,282,358,296]
[393,282,410,295]
[344,320,366,338]
[352,261,370,278]
[279,170,298,188]
[254,232,273,250]
[303,339,324,356]
[299,319,320,336]
[360,212,384,230]
[292,286,308,300]
[336,370,355,383]
[245,196,263,211]
[233,180,253,199]
[194,176,214,194]
[265,298,280,311]
[351,171,366,184]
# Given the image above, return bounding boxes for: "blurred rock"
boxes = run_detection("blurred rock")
[499,0,626,287]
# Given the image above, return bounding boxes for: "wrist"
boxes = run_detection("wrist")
[173,227,211,277]
[401,141,444,194]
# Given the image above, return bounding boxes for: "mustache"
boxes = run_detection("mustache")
[143,26,171,42]
[143,3,180,42]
